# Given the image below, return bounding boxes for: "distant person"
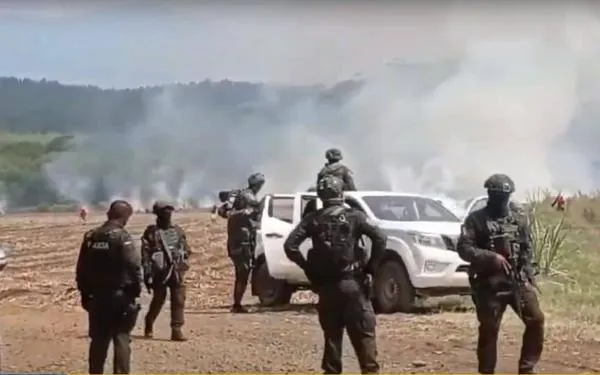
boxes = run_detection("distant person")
[75,200,141,374]
[142,201,191,341]
[79,205,89,223]
[227,173,265,313]
[317,148,356,191]
[551,193,565,211]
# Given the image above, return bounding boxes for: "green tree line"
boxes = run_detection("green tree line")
[0,76,362,208]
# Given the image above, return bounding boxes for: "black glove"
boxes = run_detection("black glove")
[81,294,92,311]
[361,274,374,299]
[144,276,153,294]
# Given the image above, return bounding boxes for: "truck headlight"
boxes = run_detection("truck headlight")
[409,232,446,249]
[423,260,450,273]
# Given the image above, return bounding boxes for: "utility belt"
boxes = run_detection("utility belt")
[308,261,363,286]
[91,285,139,299]
[88,287,141,315]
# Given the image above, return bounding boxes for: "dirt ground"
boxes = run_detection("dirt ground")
[0,211,598,373]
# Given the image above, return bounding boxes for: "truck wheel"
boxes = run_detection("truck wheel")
[253,261,293,307]
[373,259,415,313]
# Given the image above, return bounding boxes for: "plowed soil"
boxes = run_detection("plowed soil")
[0,212,598,373]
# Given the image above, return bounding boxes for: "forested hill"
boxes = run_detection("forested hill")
[0,76,367,208]
[0,60,460,208]
[0,77,362,134]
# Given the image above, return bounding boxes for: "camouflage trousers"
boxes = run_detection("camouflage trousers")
[316,278,379,374]
[230,251,252,306]
[87,294,140,374]
[228,239,254,306]
[472,283,544,374]
[145,274,186,330]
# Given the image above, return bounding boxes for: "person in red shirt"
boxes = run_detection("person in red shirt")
[79,206,89,223]
[551,193,565,211]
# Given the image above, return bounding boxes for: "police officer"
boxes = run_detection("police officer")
[227,173,265,313]
[284,175,386,374]
[142,201,191,341]
[75,200,141,374]
[457,174,544,374]
[317,148,356,191]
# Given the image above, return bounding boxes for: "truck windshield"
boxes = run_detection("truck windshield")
[362,195,461,222]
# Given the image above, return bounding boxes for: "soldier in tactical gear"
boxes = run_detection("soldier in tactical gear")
[142,201,191,341]
[284,175,386,374]
[227,172,265,313]
[457,173,544,374]
[75,200,142,374]
[317,148,357,191]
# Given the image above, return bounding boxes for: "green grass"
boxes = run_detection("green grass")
[0,132,62,146]
[530,194,600,327]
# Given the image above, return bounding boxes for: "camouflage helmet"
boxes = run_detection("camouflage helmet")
[317,175,344,202]
[248,172,265,187]
[484,173,515,194]
[325,148,343,162]
[152,200,174,214]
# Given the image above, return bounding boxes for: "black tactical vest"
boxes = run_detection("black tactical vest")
[486,215,520,260]
[81,226,126,292]
[152,226,185,264]
[306,206,356,282]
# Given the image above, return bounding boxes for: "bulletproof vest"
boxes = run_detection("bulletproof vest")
[81,225,126,292]
[486,215,520,260]
[306,206,356,281]
[158,227,184,260]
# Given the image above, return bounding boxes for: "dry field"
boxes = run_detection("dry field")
[0,209,598,373]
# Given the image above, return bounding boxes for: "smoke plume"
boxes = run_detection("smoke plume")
[43,2,600,206]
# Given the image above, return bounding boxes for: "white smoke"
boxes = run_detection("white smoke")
[39,2,600,203]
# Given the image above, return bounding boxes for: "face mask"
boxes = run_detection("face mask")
[157,211,172,223]
[487,191,511,216]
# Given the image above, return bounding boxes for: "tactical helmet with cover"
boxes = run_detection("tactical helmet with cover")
[247,172,265,187]
[152,201,174,215]
[484,173,515,194]
[317,175,344,202]
[325,148,343,162]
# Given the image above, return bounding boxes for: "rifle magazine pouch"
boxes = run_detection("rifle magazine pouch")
[150,252,167,274]
[177,260,190,272]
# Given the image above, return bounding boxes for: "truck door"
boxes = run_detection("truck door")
[258,194,298,280]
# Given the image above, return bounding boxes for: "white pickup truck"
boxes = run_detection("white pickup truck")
[250,191,471,313]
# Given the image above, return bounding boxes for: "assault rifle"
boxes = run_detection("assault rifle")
[218,189,241,203]
[217,189,242,219]
[490,225,526,318]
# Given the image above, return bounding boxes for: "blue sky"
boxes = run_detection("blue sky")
[0,2,597,89]
[0,1,484,88]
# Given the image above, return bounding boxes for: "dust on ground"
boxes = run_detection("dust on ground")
[0,212,598,373]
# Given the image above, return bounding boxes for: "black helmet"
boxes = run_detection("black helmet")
[317,175,344,202]
[248,172,265,187]
[484,173,515,194]
[325,148,343,162]
[152,200,174,214]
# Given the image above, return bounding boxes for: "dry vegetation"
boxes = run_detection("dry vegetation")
[0,196,599,373]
